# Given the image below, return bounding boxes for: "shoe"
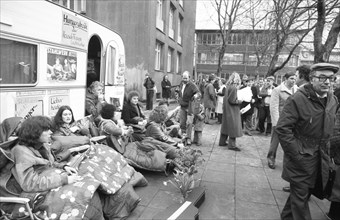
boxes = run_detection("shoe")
[282,186,290,192]
[196,142,202,146]
[228,146,241,151]
[186,139,192,145]
[244,131,252,136]
[219,143,228,146]
[267,158,275,169]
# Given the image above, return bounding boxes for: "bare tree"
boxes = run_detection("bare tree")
[314,0,340,62]
[213,0,248,77]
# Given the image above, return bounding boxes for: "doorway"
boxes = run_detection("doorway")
[87,35,102,88]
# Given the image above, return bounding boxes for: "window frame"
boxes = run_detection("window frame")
[0,37,39,87]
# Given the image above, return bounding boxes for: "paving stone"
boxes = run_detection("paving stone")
[235,155,263,167]
[199,181,235,220]
[202,168,234,185]
[236,200,280,220]
[210,151,236,164]
[148,189,183,209]
[272,189,289,206]
[236,165,271,189]
[205,161,235,172]
[138,207,163,220]
[236,185,276,205]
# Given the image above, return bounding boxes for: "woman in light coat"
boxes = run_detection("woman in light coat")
[215,78,226,124]
[219,72,243,151]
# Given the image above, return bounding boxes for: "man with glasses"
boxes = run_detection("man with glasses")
[276,63,339,220]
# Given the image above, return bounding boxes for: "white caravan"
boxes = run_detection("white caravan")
[0,0,126,122]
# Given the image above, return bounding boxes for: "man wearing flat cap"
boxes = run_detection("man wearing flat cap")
[276,63,339,220]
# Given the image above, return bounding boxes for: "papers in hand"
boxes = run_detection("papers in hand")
[237,87,252,102]
[240,104,251,114]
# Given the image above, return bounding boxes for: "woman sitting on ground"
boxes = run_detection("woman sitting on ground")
[52,105,93,137]
[98,104,177,173]
[10,116,146,219]
[121,91,147,141]
[145,105,183,147]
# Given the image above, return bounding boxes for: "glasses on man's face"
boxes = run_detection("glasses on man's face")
[313,75,335,82]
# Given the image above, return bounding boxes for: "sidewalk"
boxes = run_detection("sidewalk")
[128,105,331,220]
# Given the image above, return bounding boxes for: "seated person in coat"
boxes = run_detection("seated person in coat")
[85,81,107,121]
[52,105,92,137]
[145,105,183,148]
[121,91,148,141]
[98,104,178,173]
[9,116,146,219]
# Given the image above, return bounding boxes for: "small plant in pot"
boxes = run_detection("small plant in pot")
[164,147,204,200]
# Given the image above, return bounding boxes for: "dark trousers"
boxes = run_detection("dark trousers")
[281,183,312,220]
[259,105,272,133]
[241,112,252,131]
[328,201,340,220]
[146,90,154,110]
[267,126,280,162]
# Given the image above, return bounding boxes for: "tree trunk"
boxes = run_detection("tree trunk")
[217,44,226,77]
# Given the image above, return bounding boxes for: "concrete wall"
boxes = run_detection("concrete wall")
[86,0,197,100]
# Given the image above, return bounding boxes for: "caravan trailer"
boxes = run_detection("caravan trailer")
[0,0,125,121]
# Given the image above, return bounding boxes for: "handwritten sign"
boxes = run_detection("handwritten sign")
[61,12,88,49]
[16,97,44,118]
[49,95,70,116]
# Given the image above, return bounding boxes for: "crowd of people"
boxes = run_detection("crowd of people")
[140,63,340,220]
[1,61,339,220]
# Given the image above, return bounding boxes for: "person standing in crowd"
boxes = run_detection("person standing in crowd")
[258,76,275,135]
[161,74,172,103]
[295,65,311,88]
[143,72,155,110]
[178,71,199,146]
[203,74,216,124]
[239,76,254,136]
[267,72,298,169]
[216,78,226,124]
[85,81,106,120]
[219,72,243,151]
[276,63,339,220]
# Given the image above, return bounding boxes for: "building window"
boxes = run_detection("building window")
[176,52,182,74]
[155,41,163,70]
[197,52,218,64]
[169,5,175,39]
[223,53,244,65]
[177,15,183,44]
[167,47,174,72]
[156,0,164,31]
[51,0,86,13]
[0,38,37,85]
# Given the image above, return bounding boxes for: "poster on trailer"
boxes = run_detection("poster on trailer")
[47,47,77,81]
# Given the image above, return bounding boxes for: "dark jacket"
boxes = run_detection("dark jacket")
[145,121,178,146]
[143,77,155,90]
[85,92,105,119]
[161,79,172,99]
[276,84,339,190]
[179,81,199,108]
[121,102,145,125]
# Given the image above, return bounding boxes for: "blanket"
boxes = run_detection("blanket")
[11,144,146,220]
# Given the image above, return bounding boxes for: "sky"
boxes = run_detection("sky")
[196,0,219,29]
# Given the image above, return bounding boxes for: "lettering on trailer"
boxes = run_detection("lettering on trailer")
[49,95,70,116]
[16,96,44,118]
[61,12,88,49]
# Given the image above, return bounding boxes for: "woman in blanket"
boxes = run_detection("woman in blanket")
[10,116,146,219]
[98,104,178,174]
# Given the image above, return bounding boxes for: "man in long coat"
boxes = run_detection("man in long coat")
[276,63,339,220]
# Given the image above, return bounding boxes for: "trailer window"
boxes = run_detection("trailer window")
[0,38,37,85]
